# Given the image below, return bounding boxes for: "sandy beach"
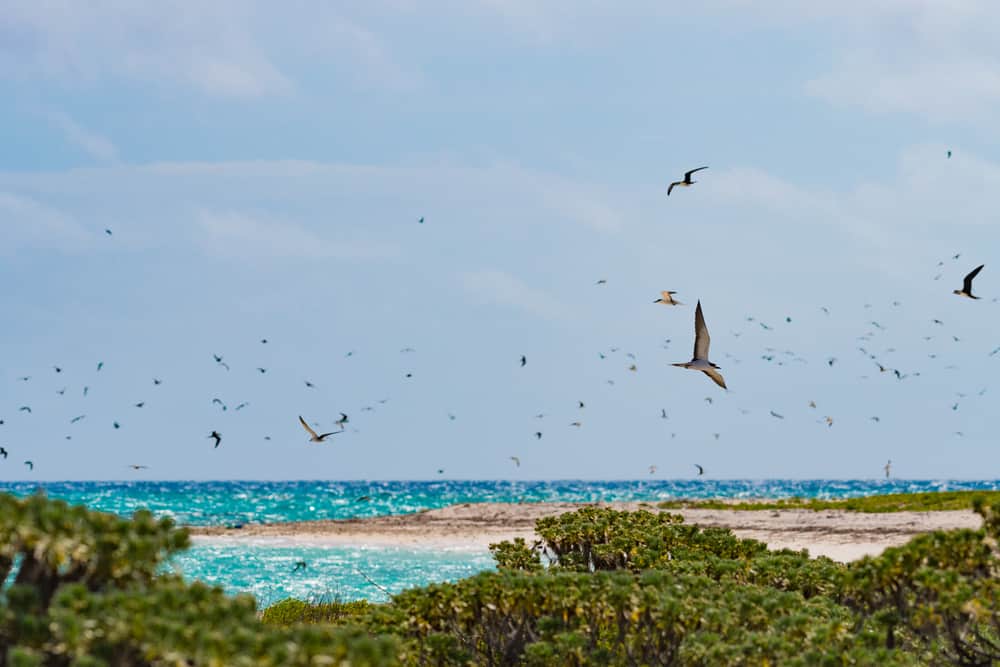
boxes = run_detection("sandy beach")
[189,501,983,562]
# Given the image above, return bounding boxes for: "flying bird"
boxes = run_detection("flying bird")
[667,166,708,196]
[694,464,704,476]
[510,456,520,468]
[298,416,340,442]
[884,460,891,479]
[653,291,682,306]
[0,447,7,459]
[153,378,162,385]
[770,411,784,419]
[212,398,227,411]
[520,355,527,367]
[24,460,33,471]
[104,228,112,236]
[292,561,307,572]
[672,301,727,389]
[649,465,657,475]
[128,464,148,470]
[304,380,315,388]
[208,431,222,448]
[418,217,424,224]
[134,402,145,408]
[335,413,349,429]
[70,415,85,423]
[18,406,31,413]
[257,368,267,374]
[953,264,984,299]
[595,279,607,285]
[234,402,248,411]
[534,432,542,439]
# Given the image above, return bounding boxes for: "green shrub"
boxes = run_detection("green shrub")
[262,597,373,627]
[489,537,542,572]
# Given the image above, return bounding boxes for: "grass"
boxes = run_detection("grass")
[657,490,1000,513]
[261,597,372,627]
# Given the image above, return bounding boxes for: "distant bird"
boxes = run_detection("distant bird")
[770,411,784,419]
[355,495,371,503]
[257,368,267,374]
[953,264,984,299]
[437,469,444,475]
[660,408,668,419]
[113,421,120,429]
[335,413,349,429]
[53,366,62,373]
[292,561,307,572]
[672,301,727,389]
[808,401,816,408]
[212,398,227,411]
[105,228,112,236]
[510,456,520,467]
[0,447,6,459]
[24,460,33,471]
[56,387,66,395]
[704,397,713,404]
[520,355,527,367]
[153,378,162,385]
[595,279,607,285]
[213,355,230,371]
[134,402,145,408]
[654,291,682,306]
[884,460,891,478]
[629,364,637,372]
[128,464,148,470]
[298,416,340,442]
[304,380,315,388]
[97,362,103,371]
[578,401,585,409]
[234,402,248,411]
[261,339,268,344]
[17,376,29,382]
[70,415,85,423]
[649,465,657,475]
[694,464,704,476]
[534,432,542,439]
[667,166,708,196]
[825,416,834,427]
[18,406,31,413]
[208,431,222,448]
[947,150,952,158]
[569,421,582,427]
[870,416,880,423]
[418,217,424,224]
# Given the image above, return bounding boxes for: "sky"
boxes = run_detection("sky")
[2,2,1000,480]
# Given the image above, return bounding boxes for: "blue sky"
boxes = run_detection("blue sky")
[2,2,1000,480]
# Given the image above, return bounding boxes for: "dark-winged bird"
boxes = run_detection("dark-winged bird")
[24,460,33,471]
[208,431,222,448]
[954,264,984,299]
[668,166,708,196]
[672,301,727,389]
[298,416,340,442]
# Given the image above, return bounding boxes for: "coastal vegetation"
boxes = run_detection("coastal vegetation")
[656,489,1000,513]
[1,491,998,665]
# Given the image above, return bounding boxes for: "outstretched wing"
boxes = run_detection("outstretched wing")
[667,181,681,196]
[298,415,319,440]
[702,367,727,390]
[684,166,708,182]
[693,301,711,360]
[963,264,984,293]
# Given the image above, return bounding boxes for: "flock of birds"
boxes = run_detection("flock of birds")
[3,156,994,480]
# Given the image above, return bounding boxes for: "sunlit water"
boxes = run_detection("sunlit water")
[3,480,996,604]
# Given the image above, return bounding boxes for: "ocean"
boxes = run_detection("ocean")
[2,479,997,606]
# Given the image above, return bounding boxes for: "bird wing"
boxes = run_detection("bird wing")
[693,301,711,360]
[667,181,681,195]
[684,166,708,182]
[702,367,727,389]
[298,415,320,439]
[963,264,984,293]
[695,464,703,474]
[317,431,340,440]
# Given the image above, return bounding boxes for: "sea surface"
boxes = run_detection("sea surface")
[2,479,997,605]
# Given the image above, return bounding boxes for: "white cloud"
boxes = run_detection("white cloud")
[44,111,119,162]
[462,269,569,320]
[197,210,398,261]
[0,191,91,252]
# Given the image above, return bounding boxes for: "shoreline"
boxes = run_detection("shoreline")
[188,501,983,562]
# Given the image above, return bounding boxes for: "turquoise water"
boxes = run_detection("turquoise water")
[3,480,997,604]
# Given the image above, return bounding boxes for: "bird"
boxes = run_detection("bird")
[128,464,148,470]
[825,416,834,427]
[694,464,704,476]
[18,406,31,413]
[104,228,112,236]
[298,416,340,442]
[660,409,668,419]
[953,264,984,299]
[418,217,424,224]
[234,402,248,411]
[335,413,349,429]
[649,465,657,475]
[510,456,520,468]
[578,401,585,409]
[212,398,227,411]
[595,279,607,285]
[770,411,784,419]
[534,432,542,439]
[113,421,120,429]
[134,402,145,408]
[96,362,103,371]
[667,166,708,196]
[53,366,62,373]
[947,150,952,158]
[653,291,682,306]
[24,460,33,471]
[884,460,891,479]
[304,380,315,388]
[870,416,881,423]
[208,431,222,448]
[355,495,371,503]
[70,415,85,424]
[292,561,307,572]
[261,338,268,344]
[520,355,527,367]
[569,421,582,427]
[0,447,7,459]
[808,401,816,408]
[153,378,162,385]
[257,368,267,374]
[672,301,727,389]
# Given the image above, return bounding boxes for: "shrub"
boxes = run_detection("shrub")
[262,597,373,627]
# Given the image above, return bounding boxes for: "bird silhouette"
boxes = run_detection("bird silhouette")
[292,560,307,572]
[668,166,708,196]
[18,406,31,413]
[694,464,704,476]
[520,355,527,367]
[954,264,984,299]
[24,460,33,471]
[510,456,520,467]
[298,416,340,442]
[128,464,149,470]
[673,301,726,389]
[208,431,222,448]
[884,460,891,478]
[0,447,7,459]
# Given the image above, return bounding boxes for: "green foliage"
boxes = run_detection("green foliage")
[489,537,542,572]
[532,506,768,571]
[261,597,372,627]
[658,490,1000,513]
[0,492,400,666]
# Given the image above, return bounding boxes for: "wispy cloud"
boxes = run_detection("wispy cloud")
[462,269,570,320]
[197,210,398,260]
[44,111,119,162]
[0,191,91,252]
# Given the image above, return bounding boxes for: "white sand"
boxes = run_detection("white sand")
[188,501,983,562]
